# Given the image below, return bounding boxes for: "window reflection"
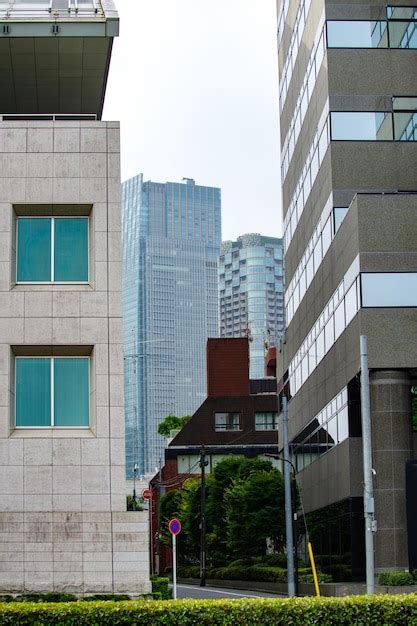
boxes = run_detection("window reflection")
[361,272,417,307]
[291,387,349,472]
[331,112,393,141]
[327,20,387,48]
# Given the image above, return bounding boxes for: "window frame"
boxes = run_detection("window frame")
[255,412,278,431]
[14,355,90,429]
[214,412,241,432]
[16,216,89,285]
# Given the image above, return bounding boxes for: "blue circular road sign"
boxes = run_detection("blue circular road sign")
[168,518,182,536]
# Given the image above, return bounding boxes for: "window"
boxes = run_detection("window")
[327,20,387,48]
[214,412,241,431]
[330,112,393,141]
[255,412,278,431]
[17,217,88,283]
[15,357,89,427]
[361,272,417,307]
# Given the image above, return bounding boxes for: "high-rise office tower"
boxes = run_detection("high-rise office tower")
[122,175,221,476]
[219,234,284,378]
[0,0,149,594]
[278,1,417,577]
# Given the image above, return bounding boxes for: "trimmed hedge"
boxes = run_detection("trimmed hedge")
[379,571,415,586]
[177,564,329,584]
[1,596,417,625]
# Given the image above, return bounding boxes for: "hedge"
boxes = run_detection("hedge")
[1,596,417,625]
[177,564,330,584]
[378,571,415,586]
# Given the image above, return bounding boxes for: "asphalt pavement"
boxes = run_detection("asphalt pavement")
[171,583,284,599]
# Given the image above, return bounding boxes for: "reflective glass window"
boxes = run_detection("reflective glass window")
[54,218,88,282]
[362,272,417,306]
[334,207,348,233]
[324,316,335,352]
[327,20,387,48]
[17,217,88,283]
[17,218,51,282]
[345,280,358,325]
[334,300,345,340]
[338,406,349,442]
[331,112,393,141]
[15,358,51,427]
[15,357,89,427]
[54,358,89,427]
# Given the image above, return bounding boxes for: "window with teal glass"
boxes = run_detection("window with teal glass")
[16,358,51,427]
[17,218,51,282]
[15,357,89,427]
[54,219,88,282]
[54,358,89,427]
[16,217,88,283]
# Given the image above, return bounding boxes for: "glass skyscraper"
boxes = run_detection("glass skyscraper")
[219,234,284,379]
[122,175,221,476]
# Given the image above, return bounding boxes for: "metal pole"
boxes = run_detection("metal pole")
[282,395,295,597]
[172,533,177,599]
[360,335,375,594]
[199,446,207,587]
[291,470,299,596]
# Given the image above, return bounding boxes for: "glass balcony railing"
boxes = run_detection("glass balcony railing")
[0,0,104,19]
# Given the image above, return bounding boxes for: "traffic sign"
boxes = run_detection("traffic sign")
[142,488,152,500]
[168,518,182,536]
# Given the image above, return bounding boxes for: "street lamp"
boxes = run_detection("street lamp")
[265,452,300,596]
[132,462,138,511]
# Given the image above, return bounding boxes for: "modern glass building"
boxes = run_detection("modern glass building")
[219,234,284,378]
[277,0,417,578]
[122,175,221,476]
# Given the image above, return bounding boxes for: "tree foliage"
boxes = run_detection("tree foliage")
[157,415,191,438]
[158,456,288,566]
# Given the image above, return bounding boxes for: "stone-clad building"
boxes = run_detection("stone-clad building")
[0,0,149,594]
[277,0,417,578]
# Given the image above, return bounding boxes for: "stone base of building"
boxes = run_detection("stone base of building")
[0,511,151,595]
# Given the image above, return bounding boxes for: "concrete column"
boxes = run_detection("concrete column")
[370,370,412,571]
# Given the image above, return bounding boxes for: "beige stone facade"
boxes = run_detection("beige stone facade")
[0,120,150,594]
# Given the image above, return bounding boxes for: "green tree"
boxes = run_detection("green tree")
[206,456,276,564]
[157,414,191,437]
[224,468,286,557]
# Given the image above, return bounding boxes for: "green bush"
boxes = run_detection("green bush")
[13,593,78,603]
[299,573,332,584]
[378,571,415,586]
[2,596,417,624]
[150,576,172,600]
[83,595,131,602]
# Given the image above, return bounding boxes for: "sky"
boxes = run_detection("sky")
[103,0,282,241]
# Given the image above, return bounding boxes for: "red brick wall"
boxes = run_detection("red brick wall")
[207,338,250,397]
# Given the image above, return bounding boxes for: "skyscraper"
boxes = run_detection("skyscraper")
[278,0,417,577]
[219,234,284,378]
[0,0,149,595]
[122,175,221,476]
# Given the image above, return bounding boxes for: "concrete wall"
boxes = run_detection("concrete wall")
[0,120,150,595]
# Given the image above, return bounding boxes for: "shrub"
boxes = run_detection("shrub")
[150,576,172,600]
[13,593,78,603]
[299,573,333,584]
[379,571,415,586]
[2,596,417,624]
[83,595,131,602]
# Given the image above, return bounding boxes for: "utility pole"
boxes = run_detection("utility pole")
[360,335,375,594]
[282,395,296,597]
[291,469,299,596]
[199,445,208,587]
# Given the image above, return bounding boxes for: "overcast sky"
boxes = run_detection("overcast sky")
[103,0,282,241]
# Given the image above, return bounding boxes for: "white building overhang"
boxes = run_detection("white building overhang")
[0,0,119,118]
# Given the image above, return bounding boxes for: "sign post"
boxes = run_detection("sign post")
[168,518,182,599]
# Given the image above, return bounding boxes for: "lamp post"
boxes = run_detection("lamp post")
[265,452,299,595]
[132,462,138,511]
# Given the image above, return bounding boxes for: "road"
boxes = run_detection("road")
[171,583,285,599]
